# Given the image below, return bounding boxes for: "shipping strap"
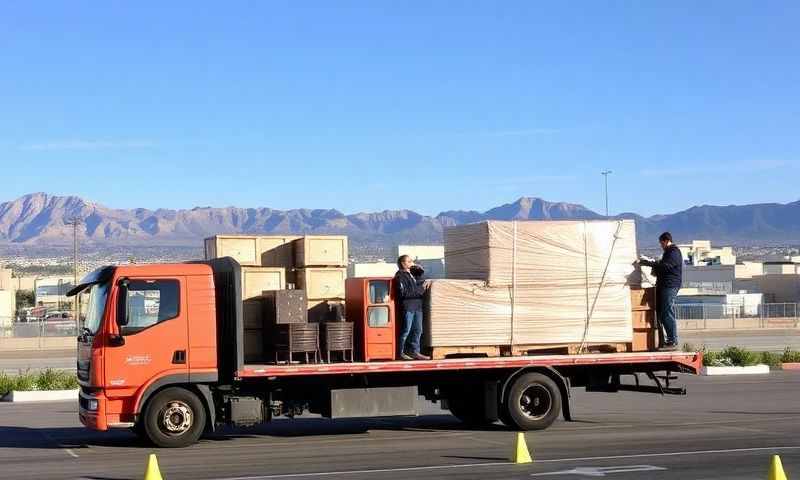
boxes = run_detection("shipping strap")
[578,220,625,353]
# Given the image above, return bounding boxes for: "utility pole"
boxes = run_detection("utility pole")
[601,170,612,218]
[66,217,82,328]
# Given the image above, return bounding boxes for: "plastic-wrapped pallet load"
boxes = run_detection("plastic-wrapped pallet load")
[430,220,638,348]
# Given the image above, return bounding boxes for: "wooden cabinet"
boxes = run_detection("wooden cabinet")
[294,236,348,267]
[296,267,347,300]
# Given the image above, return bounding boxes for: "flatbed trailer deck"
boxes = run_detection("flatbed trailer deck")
[238,351,702,377]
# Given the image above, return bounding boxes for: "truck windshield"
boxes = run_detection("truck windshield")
[83,282,109,335]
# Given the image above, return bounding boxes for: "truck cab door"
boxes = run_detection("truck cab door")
[104,277,188,407]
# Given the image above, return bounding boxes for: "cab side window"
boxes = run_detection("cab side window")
[123,280,180,334]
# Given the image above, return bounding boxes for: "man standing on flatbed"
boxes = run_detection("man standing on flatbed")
[638,232,683,351]
[394,255,431,360]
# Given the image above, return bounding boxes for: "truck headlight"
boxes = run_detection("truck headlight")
[87,399,99,411]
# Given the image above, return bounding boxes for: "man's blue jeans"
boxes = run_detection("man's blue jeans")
[399,309,423,355]
[658,286,680,345]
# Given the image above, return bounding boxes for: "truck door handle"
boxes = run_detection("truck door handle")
[172,350,186,364]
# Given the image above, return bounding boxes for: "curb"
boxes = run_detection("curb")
[702,364,771,375]
[1,389,79,402]
[781,363,800,370]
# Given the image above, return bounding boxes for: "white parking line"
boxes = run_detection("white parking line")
[214,445,800,479]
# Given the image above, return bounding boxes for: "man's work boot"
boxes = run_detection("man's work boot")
[400,353,414,360]
[412,352,431,360]
[659,343,678,352]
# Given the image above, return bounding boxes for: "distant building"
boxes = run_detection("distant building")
[735,261,764,279]
[678,240,736,266]
[350,262,397,278]
[681,265,735,294]
[735,274,800,303]
[397,245,445,278]
[34,276,75,308]
[763,262,799,275]
[675,292,763,316]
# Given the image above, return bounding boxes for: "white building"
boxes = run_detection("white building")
[397,245,445,278]
[678,240,736,266]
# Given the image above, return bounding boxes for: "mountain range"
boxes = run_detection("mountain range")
[1,192,799,248]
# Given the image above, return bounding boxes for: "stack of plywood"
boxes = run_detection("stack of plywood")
[430,220,639,354]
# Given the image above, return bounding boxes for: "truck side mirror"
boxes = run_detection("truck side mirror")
[116,278,130,327]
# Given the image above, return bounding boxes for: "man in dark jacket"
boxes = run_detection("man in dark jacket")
[638,232,683,350]
[394,255,431,360]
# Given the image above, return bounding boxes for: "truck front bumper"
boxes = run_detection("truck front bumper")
[78,389,108,431]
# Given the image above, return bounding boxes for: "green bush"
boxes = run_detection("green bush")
[0,370,78,395]
[781,348,800,364]
[758,351,782,368]
[719,346,759,367]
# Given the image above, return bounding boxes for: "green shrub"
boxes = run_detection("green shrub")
[758,351,782,368]
[719,346,759,367]
[781,348,800,364]
[0,370,78,395]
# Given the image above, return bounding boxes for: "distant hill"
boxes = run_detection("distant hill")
[0,192,798,248]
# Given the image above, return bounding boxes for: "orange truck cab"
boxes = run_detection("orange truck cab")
[69,257,701,448]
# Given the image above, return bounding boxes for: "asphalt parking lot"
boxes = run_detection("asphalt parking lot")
[0,371,797,479]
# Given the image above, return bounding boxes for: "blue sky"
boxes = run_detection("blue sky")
[1,2,798,216]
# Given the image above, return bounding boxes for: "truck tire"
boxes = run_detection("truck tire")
[503,373,561,431]
[143,387,206,448]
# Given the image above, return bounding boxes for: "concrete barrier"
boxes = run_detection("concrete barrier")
[1,389,79,402]
[702,364,771,375]
[0,337,75,352]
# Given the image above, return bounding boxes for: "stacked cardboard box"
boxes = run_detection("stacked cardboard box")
[429,220,639,350]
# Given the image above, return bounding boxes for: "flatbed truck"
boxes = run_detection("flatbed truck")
[69,258,701,448]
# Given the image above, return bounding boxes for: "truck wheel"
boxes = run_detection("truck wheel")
[503,373,561,430]
[143,387,206,448]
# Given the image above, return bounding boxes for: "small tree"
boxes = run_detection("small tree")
[15,289,34,309]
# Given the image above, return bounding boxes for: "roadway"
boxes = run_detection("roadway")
[0,372,797,479]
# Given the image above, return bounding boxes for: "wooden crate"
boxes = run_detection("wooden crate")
[259,236,302,270]
[296,267,347,300]
[632,327,658,352]
[630,287,656,311]
[205,235,260,265]
[241,266,285,301]
[632,309,656,329]
[507,343,628,356]
[205,235,302,268]
[294,236,348,267]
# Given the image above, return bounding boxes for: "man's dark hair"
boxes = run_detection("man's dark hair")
[397,254,411,268]
[659,232,673,243]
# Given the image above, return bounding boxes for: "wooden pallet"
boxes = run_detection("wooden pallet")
[430,345,502,360]
[506,342,629,356]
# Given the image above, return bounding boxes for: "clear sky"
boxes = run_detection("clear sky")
[1,2,798,216]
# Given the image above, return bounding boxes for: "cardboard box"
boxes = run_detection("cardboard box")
[296,267,347,300]
[241,266,285,301]
[294,236,348,267]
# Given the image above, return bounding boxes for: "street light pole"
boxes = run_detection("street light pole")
[66,217,82,328]
[601,170,612,218]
